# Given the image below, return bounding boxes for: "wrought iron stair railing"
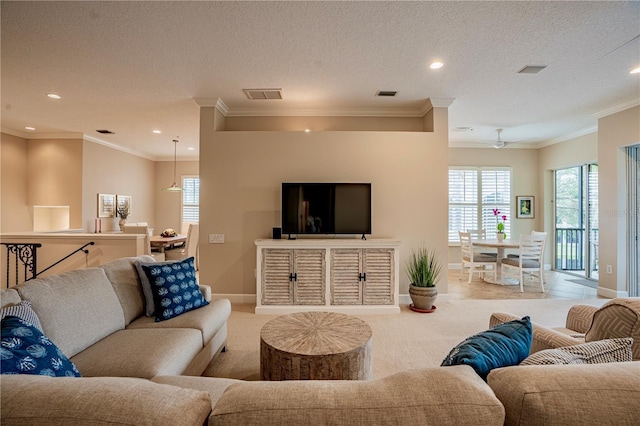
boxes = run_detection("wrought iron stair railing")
[2,242,94,288]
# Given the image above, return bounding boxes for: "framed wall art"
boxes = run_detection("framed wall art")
[516,196,534,219]
[97,193,116,218]
[116,195,132,218]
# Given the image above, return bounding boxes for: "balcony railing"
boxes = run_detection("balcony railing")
[555,228,598,271]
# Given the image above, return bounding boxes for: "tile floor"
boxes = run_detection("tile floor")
[447,267,603,300]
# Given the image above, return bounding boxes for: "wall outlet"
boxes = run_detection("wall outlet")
[209,234,225,244]
[606,265,613,275]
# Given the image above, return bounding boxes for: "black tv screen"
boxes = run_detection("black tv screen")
[281,183,371,235]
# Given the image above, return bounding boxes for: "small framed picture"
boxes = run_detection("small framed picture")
[97,193,116,218]
[116,195,132,218]
[516,196,535,219]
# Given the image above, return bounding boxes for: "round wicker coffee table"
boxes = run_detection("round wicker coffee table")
[260,311,373,381]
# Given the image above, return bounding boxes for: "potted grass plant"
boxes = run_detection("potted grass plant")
[407,245,443,313]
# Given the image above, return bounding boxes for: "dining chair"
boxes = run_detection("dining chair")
[165,223,199,269]
[467,229,497,257]
[122,224,165,261]
[507,230,547,259]
[459,231,497,283]
[501,233,546,292]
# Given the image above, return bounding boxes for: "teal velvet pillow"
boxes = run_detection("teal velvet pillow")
[1,316,81,377]
[140,257,208,322]
[441,316,532,380]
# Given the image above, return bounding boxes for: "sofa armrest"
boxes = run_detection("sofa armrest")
[489,313,584,354]
[199,285,212,302]
[565,304,598,333]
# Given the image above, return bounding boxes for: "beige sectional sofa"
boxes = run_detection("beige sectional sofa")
[0,255,231,378]
[2,259,639,425]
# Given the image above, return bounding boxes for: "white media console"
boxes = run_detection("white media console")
[255,238,400,314]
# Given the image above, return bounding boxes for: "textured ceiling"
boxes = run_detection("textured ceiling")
[1,1,639,159]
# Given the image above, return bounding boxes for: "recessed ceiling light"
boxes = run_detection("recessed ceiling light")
[429,61,444,69]
[187,147,195,151]
[304,129,311,133]
[153,130,162,134]
[46,93,61,99]
[25,126,36,131]
[631,67,640,74]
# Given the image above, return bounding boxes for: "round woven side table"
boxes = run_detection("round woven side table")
[260,311,373,381]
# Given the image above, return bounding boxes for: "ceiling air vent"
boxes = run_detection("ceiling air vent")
[376,90,398,97]
[243,89,283,100]
[517,65,547,74]
[96,129,115,134]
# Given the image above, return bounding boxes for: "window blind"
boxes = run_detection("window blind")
[182,176,199,223]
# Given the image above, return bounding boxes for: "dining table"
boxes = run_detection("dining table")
[472,238,520,285]
[149,234,187,252]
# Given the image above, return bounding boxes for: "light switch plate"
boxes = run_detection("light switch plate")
[209,234,224,244]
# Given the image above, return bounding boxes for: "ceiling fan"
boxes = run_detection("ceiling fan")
[480,129,512,149]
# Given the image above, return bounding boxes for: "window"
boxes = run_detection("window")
[448,167,511,242]
[182,176,199,223]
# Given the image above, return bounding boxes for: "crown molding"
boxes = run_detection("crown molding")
[192,97,456,118]
[536,127,598,148]
[592,99,640,119]
[83,134,156,161]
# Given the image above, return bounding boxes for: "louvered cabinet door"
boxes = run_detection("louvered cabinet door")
[330,249,362,305]
[261,249,293,305]
[362,248,394,305]
[293,249,326,305]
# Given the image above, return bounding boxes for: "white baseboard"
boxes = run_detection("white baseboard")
[597,287,628,298]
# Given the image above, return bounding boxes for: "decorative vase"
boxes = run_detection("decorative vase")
[497,232,505,242]
[119,218,127,232]
[408,284,438,313]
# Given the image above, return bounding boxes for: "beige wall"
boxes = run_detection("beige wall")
[597,106,640,296]
[199,108,450,299]
[27,138,83,229]
[447,147,541,263]
[154,160,199,233]
[82,141,156,232]
[0,133,31,232]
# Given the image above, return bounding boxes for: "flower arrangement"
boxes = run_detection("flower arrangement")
[116,205,129,219]
[492,208,507,238]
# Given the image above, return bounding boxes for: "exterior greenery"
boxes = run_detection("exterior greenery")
[406,245,443,288]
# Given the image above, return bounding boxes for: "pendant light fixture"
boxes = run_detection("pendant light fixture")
[163,138,183,192]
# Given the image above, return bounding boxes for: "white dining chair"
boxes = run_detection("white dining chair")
[467,229,497,257]
[165,223,199,269]
[122,224,165,261]
[459,231,497,283]
[501,233,546,292]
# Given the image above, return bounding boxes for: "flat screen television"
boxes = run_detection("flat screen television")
[281,182,371,236]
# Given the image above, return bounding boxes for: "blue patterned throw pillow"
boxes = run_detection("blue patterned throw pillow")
[1,316,81,377]
[140,257,208,322]
[441,316,532,380]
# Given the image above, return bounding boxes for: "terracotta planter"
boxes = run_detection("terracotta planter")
[409,284,437,312]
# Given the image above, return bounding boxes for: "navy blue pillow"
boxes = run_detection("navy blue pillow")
[1,316,81,377]
[441,316,532,380]
[140,257,209,322]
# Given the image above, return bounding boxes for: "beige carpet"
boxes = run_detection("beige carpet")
[203,298,607,380]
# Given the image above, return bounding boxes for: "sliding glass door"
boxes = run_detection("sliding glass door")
[554,164,598,279]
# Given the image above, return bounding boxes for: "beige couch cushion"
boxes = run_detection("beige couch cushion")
[0,288,22,308]
[100,255,155,325]
[71,328,202,379]
[0,374,212,426]
[127,298,231,345]
[152,375,243,408]
[488,361,640,426]
[585,298,640,360]
[211,365,504,425]
[15,268,125,358]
